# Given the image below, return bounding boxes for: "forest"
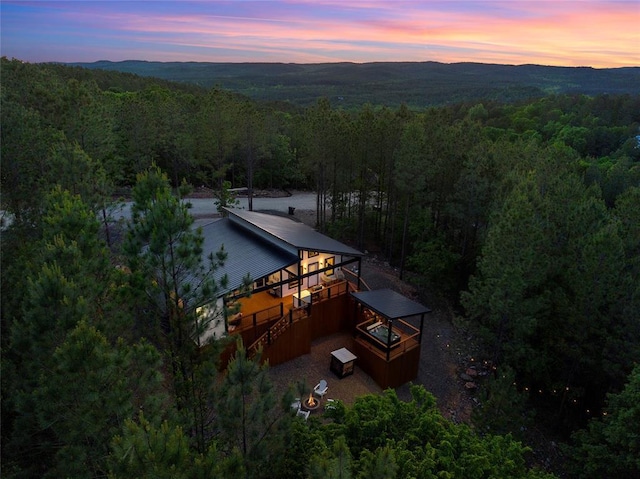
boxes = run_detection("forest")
[1,56,639,478]
[70,60,640,109]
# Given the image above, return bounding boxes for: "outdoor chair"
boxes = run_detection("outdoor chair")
[296,408,310,420]
[314,379,328,399]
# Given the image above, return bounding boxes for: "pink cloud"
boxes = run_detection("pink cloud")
[2,1,637,66]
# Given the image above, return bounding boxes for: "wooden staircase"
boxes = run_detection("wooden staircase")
[244,280,353,363]
[247,307,308,360]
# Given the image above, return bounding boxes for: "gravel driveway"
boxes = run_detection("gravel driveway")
[114,191,317,224]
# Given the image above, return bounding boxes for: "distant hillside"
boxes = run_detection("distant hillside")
[68,60,640,108]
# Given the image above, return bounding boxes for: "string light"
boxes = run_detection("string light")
[501,380,605,417]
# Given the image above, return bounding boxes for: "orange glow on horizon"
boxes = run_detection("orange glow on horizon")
[1,1,637,67]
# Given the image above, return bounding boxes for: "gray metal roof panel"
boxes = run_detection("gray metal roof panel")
[199,219,298,296]
[226,208,364,257]
[351,288,431,319]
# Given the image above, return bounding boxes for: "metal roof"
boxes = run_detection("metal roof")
[199,218,298,296]
[351,289,431,319]
[225,208,364,257]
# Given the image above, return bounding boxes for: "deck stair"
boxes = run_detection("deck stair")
[245,280,353,361]
[247,307,307,359]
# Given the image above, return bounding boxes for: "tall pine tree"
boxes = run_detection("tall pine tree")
[124,164,230,452]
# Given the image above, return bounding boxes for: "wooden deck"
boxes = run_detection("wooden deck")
[352,335,421,389]
[237,289,289,316]
[222,281,352,364]
[228,280,351,335]
[221,279,422,390]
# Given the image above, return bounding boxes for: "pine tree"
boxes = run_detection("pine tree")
[124,164,229,452]
[5,189,163,477]
[110,413,223,479]
[216,341,289,479]
[462,170,635,430]
[33,322,165,478]
[566,365,640,478]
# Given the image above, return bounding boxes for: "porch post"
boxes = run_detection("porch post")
[386,319,392,362]
[297,250,303,295]
[353,300,360,331]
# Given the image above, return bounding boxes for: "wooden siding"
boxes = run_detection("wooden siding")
[261,315,311,365]
[221,279,423,391]
[309,281,351,340]
[233,305,283,346]
[353,337,421,389]
[259,281,353,367]
[351,311,422,389]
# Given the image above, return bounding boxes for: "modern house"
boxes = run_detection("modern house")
[199,207,431,389]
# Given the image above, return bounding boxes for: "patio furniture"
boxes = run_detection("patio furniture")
[296,408,310,420]
[314,379,328,398]
[269,286,281,297]
[293,290,311,308]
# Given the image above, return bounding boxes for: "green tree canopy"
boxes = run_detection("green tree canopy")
[566,365,640,478]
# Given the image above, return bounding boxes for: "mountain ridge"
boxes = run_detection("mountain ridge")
[67,60,640,108]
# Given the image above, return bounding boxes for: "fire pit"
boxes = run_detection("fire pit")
[302,392,321,411]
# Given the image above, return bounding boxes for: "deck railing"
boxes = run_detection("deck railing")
[246,279,351,359]
[247,307,308,359]
[342,268,371,291]
[308,279,349,304]
[231,302,283,334]
[355,317,420,362]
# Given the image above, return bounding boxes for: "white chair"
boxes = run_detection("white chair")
[291,398,301,412]
[314,379,328,399]
[296,408,310,420]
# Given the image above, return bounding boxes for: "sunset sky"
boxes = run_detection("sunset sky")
[1,1,638,67]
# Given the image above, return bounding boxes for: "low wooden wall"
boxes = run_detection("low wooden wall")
[353,337,421,389]
[309,293,351,340]
[254,284,351,366]
[218,314,311,369]
[236,318,271,348]
[261,315,311,366]
[221,280,423,387]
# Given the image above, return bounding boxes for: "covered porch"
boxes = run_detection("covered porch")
[351,289,431,389]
